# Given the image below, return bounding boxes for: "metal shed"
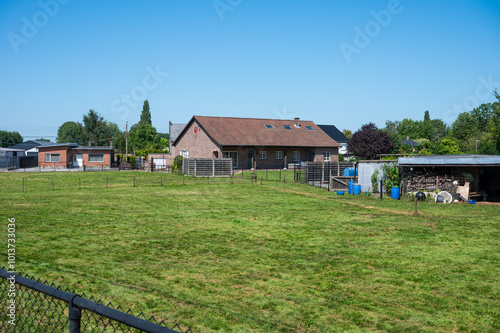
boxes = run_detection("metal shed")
[398,155,500,202]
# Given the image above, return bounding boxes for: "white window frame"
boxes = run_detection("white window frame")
[45,153,61,163]
[223,151,238,168]
[275,151,283,160]
[258,151,267,160]
[324,152,331,161]
[180,150,189,158]
[293,151,300,162]
[88,154,105,163]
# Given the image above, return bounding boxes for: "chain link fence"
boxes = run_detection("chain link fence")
[0,268,192,333]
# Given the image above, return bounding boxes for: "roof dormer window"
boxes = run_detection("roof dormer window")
[283,125,292,130]
[265,124,274,129]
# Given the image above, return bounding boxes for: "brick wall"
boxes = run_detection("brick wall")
[313,147,339,163]
[75,149,112,167]
[172,121,221,160]
[38,146,70,168]
[38,147,113,168]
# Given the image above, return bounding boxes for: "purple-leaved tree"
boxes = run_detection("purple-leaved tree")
[348,123,394,160]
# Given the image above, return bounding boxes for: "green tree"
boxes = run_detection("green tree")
[436,139,462,155]
[488,90,500,151]
[341,129,352,140]
[129,124,161,151]
[429,119,449,142]
[0,130,23,147]
[56,121,85,144]
[35,138,51,142]
[83,110,109,146]
[382,120,401,153]
[139,100,152,126]
[421,110,432,140]
[397,118,422,140]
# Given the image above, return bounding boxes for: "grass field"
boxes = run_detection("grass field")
[0,171,499,332]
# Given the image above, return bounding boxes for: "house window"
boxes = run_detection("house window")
[180,150,189,158]
[45,153,61,163]
[324,152,331,161]
[223,151,238,168]
[88,154,105,163]
[275,151,283,160]
[293,151,300,162]
[259,151,267,159]
[305,126,314,130]
[283,125,292,130]
[264,124,274,129]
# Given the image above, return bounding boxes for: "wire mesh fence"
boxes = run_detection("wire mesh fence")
[0,168,304,193]
[0,268,192,332]
[293,162,355,190]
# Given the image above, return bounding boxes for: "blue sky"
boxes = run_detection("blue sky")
[1,0,499,140]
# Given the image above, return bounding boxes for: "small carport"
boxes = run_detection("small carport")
[398,155,500,202]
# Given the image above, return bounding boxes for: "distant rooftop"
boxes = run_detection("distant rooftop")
[9,140,54,150]
[401,136,418,147]
[317,125,349,144]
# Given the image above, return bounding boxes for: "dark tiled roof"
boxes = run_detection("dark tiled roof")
[175,116,340,148]
[169,123,186,142]
[9,140,54,150]
[317,125,349,144]
[401,138,418,147]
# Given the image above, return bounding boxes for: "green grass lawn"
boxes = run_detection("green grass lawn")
[0,171,499,332]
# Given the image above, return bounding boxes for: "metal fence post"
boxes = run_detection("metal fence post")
[133,176,135,187]
[22,178,24,192]
[69,295,81,333]
[106,177,108,188]
[52,178,54,190]
[79,177,81,190]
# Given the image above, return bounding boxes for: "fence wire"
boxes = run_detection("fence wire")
[0,268,192,333]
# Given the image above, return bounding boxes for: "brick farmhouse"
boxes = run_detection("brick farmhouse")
[38,143,114,169]
[169,116,341,169]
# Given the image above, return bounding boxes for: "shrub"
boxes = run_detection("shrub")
[381,162,400,194]
[172,155,183,173]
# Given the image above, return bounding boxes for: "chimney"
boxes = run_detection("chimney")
[406,136,409,140]
[110,133,113,147]
[294,117,300,128]
[88,133,91,147]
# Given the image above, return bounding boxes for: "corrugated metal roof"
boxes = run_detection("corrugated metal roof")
[399,155,500,166]
[0,147,25,152]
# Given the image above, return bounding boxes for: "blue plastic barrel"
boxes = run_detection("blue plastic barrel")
[343,168,358,177]
[348,181,355,194]
[391,187,400,200]
[353,184,361,195]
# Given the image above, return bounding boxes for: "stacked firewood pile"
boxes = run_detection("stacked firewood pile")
[402,173,465,193]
